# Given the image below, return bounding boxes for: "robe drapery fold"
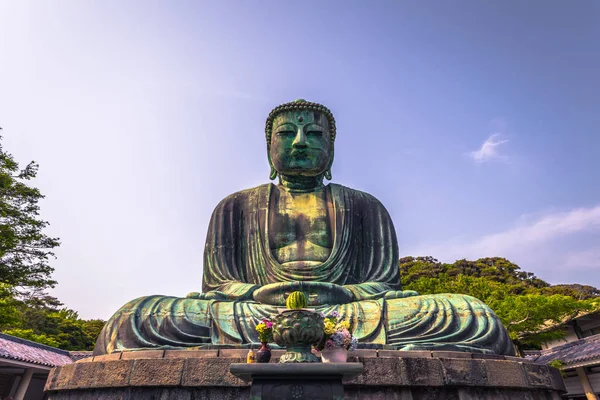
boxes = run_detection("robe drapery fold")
[202,184,401,297]
[94,184,515,356]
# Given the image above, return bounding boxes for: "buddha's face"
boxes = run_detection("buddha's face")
[270,110,332,177]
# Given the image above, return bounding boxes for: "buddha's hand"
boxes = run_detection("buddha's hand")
[383,290,420,299]
[252,282,354,306]
[186,291,229,300]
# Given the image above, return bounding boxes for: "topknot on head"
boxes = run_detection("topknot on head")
[265,99,336,146]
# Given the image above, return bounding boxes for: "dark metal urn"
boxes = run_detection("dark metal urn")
[256,342,272,363]
[272,309,324,363]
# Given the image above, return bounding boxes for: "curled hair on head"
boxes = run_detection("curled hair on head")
[265,99,337,148]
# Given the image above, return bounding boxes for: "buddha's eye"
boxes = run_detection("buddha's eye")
[307,130,323,137]
[276,130,295,137]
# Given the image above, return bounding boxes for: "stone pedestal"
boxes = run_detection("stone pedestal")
[44,349,566,400]
[230,363,363,400]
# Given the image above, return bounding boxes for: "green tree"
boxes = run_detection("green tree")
[0,133,60,292]
[2,328,60,348]
[400,256,600,350]
[400,256,548,291]
[541,284,600,300]
[2,289,105,350]
[492,293,596,347]
[32,309,99,351]
[0,283,20,327]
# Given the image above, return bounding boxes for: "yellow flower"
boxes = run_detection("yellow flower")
[324,320,336,335]
[256,323,267,333]
[339,321,350,330]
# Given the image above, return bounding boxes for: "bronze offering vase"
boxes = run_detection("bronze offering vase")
[255,342,272,363]
[272,309,324,363]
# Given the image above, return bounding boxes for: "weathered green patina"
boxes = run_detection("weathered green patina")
[94,100,515,356]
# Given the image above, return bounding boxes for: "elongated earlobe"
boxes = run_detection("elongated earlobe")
[269,166,278,180]
[324,147,334,181]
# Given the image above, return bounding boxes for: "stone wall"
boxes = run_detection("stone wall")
[45,349,565,400]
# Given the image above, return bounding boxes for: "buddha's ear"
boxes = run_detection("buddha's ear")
[267,151,278,180]
[324,146,334,181]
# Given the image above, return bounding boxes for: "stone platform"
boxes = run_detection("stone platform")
[45,349,566,400]
[231,363,364,399]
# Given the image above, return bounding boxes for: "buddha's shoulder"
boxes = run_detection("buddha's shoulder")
[330,183,382,201]
[212,184,272,210]
[329,183,388,208]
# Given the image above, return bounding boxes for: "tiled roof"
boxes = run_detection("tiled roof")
[68,351,93,362]
[0,333,74,367]
[528,333,600,368]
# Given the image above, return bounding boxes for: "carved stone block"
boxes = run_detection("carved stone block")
[230,363,364,400]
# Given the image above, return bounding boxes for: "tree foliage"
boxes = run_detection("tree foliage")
[0,134,59,290]
[400,256,548,291]
[541,284,600,300]
[0,283,21,327]
[1,291,105,350]
[400,256,600,349]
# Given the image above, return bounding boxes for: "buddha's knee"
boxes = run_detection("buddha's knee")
[106,295,213,327]
[385,292,496,317]
[107,295,174,318]
[96,295,214,355]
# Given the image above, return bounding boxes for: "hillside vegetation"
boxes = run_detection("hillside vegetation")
[400,256,600,350]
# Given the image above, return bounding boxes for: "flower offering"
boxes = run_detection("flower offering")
[255,318,274,343]
[316,311,358,351]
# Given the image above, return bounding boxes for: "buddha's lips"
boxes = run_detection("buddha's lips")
[290,150,308,159]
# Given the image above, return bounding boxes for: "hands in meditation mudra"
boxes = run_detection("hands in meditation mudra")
[94,100,514,356]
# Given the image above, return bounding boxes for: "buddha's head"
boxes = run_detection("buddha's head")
[265,99,336,181]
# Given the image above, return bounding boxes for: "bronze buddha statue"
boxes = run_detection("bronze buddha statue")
[94,100,514,356]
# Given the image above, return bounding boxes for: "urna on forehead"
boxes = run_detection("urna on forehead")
[273,109,328,125]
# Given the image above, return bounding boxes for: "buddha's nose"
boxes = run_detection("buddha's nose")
[292,129,308,149]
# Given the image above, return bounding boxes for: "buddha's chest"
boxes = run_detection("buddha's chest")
[268,189,333,264]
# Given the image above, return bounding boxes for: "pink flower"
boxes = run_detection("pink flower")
[324,339,336,350]
[261,318,273,327]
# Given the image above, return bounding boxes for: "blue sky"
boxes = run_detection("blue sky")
[1,1,599,319]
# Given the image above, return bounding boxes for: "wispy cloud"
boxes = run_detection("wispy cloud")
[408,204,600,284]
[462,205,600,255]
[468,133,509,163]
